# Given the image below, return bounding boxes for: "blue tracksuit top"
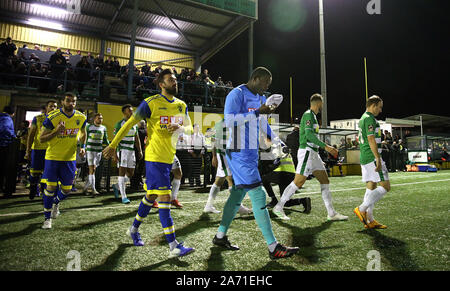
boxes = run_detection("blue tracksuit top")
[224,84,277,189]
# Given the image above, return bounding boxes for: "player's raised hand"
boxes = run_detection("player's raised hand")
[102,146,116,160]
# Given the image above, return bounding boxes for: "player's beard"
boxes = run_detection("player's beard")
[63,104,74,113]
[165,85,178,96]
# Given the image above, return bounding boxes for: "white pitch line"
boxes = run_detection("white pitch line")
[1,178,449,218]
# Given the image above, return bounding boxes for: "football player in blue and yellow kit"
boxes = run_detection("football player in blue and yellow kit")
[39,93,87,229]
[25,100,58,199]
[103,69,195,258]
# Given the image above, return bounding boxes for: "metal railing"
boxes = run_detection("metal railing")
[0,59,233,107]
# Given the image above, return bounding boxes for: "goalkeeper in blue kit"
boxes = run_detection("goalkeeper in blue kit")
[212,67,299,260]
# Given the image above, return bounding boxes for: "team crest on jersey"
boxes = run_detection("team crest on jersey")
[177,105,183,113]
[368,124,374,131]
[306,120,311,126]
[76,119,80,125]
[248,108,257,112]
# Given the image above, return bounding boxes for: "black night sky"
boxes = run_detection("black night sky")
[204,0,450,124]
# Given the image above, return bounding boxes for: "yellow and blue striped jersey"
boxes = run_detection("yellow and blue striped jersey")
[42,108,87,161]
[135,94,190,164]
[31,113,48,150]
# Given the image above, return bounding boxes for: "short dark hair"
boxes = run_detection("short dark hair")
[156,68,174,89]
[3,105,14,115]
[122,104,132,113]
[93,113,103,119]
[250,67,272,81]
[366,95,383,108]
[22,120,30,127]
[46,100,57,106]
[63,92,77,100]
[310,93,323,104]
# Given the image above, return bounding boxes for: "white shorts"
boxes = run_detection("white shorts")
[117,149,136,169]
[172,155,181,170]
[87,151,102,167]
[361,159,390,183]
[216,152,231,178]
[296,149,326,177]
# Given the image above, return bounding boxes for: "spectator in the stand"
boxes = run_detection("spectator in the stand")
[49,48,67,92]
[76,50,82,56]
[22,44,29,49]
[0,37,17,60]
[34,44,41,51]
[93,54,104,70]
[0,106,16,197]
[201,69,210,81]
[188,123,205,187]
[104,56,114,74]
[65,49,72,56]
[141,62,151,76]
[154,64,163,75]
[87,52,94,61]
[113,57,120,75]
[339,138,346,149]
[225,81,233,88]
[75,56,92,94]
[45,47,51,52]
[136,80,146,100]
[171,66,178,76]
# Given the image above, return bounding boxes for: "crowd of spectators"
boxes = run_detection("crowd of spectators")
[0,37,234,107]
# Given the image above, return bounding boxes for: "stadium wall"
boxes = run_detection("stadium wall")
[0,22,194,69]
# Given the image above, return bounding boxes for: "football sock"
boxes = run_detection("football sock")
[159,201,176,245]
[43,189,55,220]
[206,183,220,207]
[279,182,299,207]
[216,231,225,239]
[132,196,154,229]
[90,174,96,192]
[217,186,246,235]
[320,184,337,217]
[171,178,181,200]
[359,186,387,212]
[118,176,126,199]
[248,186,276,246]
[367,205,374,222]
[53,188,68,205]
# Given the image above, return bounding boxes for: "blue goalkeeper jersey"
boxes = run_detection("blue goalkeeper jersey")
[224,84,277,189]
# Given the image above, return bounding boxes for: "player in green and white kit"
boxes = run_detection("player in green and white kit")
[274,94,348,221]
[353,95,390,229]
[83,113,109,195]
[203,119,252,215]
[112,104,143,204]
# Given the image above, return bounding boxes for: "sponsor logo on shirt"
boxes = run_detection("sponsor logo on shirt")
[160,116,184,129]
[59,128,79,138]
[248,108,257,112]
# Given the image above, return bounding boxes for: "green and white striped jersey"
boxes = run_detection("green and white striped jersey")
[358,111,382,165]
[299,110,326,152]
[213,119,227,155]
[86,123,109,152]
[114,119,138,151]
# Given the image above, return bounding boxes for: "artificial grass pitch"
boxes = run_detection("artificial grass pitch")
[0,171,449,271]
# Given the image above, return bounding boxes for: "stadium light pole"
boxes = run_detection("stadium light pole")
[128,0,139,100]
[319,0,328,128]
